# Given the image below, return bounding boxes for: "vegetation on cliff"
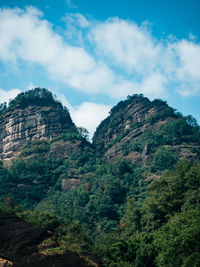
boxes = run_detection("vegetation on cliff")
[0,88,78,162]
[4,87,67,110]
[1,160,200,266]
[0,90,200,266]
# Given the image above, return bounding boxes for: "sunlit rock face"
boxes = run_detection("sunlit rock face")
[0,104,75,163]
[93,95,200,165]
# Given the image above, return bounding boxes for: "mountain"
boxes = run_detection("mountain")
[93,94,200,170]
[0,88,76,163]
[0,88,200,267]
[0,88,95,207]
[1,90,199,167]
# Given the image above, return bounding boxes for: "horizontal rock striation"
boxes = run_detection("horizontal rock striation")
[93,96,170,150]
[0,104,75,163]
[93,95,200,164]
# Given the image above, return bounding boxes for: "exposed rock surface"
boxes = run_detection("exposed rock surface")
[50,139,93,160]
[93,95,200,164]
[0,104,75,163]
[94,96,169,161]
[1,91,199,169]
[62,178,82,192]
[0,212,98,267]
[0,257,13,267]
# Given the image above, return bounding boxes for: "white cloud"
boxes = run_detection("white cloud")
[0,88,21,103]
[65,13,90,29]
[176,40,200,81]
[189,33,196,41]
[0,7,97,91]
[140,73,167,98]
[0,7,121,97]
[63,13,90,45]
[0,6,200,102]
[170,40,200,97]
[107,73,167,100]
[71,102,111,139]
[90,18,162,75]
[1,7,200,139]
[90,18,200,97]
[27,82,38,91]
[58,94,111,139]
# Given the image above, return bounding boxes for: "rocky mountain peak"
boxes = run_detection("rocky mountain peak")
[0,88,76,163]
[93,94,176,151]
[93,94,199,165]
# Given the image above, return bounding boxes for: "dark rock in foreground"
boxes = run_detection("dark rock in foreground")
[0,212,97,267]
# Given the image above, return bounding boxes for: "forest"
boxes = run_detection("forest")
[0,88,200,266]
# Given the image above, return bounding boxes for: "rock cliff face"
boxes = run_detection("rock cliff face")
[0,96,75,163]
[1,90,199,168]
[93,95,172,149]
[50,139,93,159]
[93,95,200,165]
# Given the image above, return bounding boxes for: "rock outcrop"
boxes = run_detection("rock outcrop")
[50,139,93,159]
[93,95,200,164]
[0,89,76,163]
[93,95,172,150]
[0,212,98,267]
[61,177,82,192]
[1,90,199,169]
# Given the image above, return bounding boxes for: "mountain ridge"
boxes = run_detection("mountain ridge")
[1,89,200,165]
[0,88,200,266]
[0,88,76,163]
[93,94,200,167]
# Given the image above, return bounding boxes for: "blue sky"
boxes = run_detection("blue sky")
[0,0,200,138]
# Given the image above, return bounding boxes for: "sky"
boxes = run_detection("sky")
[0,0,200,139]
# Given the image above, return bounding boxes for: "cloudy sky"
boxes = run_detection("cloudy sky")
[0,0,200,139]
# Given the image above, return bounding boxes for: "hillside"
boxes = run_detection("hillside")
[93,94,200,167]
[0,88,95,207]
[0,89,200,266]
[0,212,98,267]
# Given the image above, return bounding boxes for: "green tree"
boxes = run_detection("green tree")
[154,209,200,267]
[151,147,177,172]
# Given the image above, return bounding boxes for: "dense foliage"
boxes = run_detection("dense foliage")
[0,88,75,133]
[1,160,200,266]
[8,87,62,109]
[0,93,200,266]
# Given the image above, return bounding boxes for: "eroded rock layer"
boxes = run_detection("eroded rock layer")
[93,95,200,164]
[0,104,75,163]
